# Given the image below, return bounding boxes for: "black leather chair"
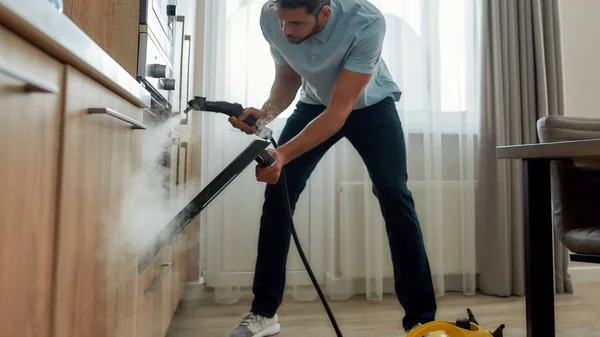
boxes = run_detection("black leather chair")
[537,116,600,264]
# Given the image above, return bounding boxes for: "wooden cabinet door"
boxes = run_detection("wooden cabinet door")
[0,25,63,337]
[137,246,176,337]
[173,230,188,310]
[136,254,160,337]
[53,65,144,337]
[62,0,140,78]
[158,245,175,336]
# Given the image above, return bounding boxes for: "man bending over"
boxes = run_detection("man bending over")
[226,0,437,336]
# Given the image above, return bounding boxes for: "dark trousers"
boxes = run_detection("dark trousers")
[250,97,437,331]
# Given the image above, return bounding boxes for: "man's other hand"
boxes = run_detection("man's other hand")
[256,149,285,184]
[229,107,266,135]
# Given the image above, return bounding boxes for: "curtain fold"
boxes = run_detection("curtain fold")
[476,0,572,297]
[200,0,483,304]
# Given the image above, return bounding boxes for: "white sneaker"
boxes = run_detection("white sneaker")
[406,323,434,337]
[226,312,280,337]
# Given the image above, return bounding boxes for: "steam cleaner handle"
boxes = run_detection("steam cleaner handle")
[255,150,276,166]
[204,100,258,126]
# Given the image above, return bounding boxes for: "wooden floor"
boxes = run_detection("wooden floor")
[167,282,600,337]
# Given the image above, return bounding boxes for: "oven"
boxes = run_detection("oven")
[138,0,178,122]
[137,0,181,202]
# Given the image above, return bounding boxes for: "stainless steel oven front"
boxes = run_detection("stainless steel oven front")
[138,0,178,119]
[140,0,177,63]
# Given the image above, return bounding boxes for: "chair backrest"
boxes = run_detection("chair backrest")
[537,116,600,253]
[538,115,600,166]
[538,115,600,142]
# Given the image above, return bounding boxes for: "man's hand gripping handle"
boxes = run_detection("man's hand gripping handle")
[184,96,273,140]
[184,96,276,167]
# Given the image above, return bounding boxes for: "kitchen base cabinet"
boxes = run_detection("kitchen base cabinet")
[62,0,141,78]
[1,12,192,337]
[0,24,63,337]
[137,232,188,337]
[137,247,169,337]
[53,65,144,337]
[173,228,189,311]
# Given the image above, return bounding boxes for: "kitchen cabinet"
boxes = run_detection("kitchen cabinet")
[173,226,189,309]
[52,65,145,337]
[0,24,63,337]
[1,1,198,336]
[137,230,188,337]
[62,0,141,78]
[137,246,172,337]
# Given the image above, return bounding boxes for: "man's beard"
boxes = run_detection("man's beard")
[287,20,321,44]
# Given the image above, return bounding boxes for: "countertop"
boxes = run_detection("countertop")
[497,139,600,159]
[0,0,152,108]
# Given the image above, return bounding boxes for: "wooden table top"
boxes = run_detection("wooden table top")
[496,139,600,159]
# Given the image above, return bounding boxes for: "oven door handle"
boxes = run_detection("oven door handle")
[185,34,192,108]
[175,15,185,115]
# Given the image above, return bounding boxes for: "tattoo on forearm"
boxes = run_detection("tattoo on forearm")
[260,99,288,125]
[259,79,301,125]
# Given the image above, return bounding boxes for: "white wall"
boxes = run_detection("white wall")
[559,0,600,118]
[558,0,600,284]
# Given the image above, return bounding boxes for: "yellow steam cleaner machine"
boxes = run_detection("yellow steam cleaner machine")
[405,308,505,337]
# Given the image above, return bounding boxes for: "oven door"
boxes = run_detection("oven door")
[138,30,176,108]
[140,0,177,65]
[152,0,176,41]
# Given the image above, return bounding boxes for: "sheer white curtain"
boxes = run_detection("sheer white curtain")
[199,0,482,304]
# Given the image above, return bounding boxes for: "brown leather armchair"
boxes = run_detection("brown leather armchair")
[537,116,600,263]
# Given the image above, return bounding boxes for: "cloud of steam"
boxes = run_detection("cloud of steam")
[110,116,200,255]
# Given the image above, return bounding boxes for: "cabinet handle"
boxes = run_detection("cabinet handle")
[144,262,173,293]
[0,60,59,93]
[88,108,147,129]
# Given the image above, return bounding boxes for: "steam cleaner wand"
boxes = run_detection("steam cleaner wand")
[184,96,344,337]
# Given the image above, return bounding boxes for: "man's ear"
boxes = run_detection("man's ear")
[319,6,331,22]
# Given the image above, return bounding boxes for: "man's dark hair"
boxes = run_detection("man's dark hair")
[269,0,330,14]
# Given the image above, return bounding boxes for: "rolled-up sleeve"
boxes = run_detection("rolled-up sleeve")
[343,17,385,74]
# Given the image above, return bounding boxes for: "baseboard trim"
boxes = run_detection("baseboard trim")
[185,266,600,303]
[325,272,477,298]
[181,282,211,300]
[569,264,600,283]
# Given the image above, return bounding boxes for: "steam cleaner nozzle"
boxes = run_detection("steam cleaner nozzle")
[184,96,273,140]
[185,96,254,124]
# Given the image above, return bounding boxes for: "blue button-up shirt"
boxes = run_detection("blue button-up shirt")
[260,0,401,110]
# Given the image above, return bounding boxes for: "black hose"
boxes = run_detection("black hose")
[269,137,343,337]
